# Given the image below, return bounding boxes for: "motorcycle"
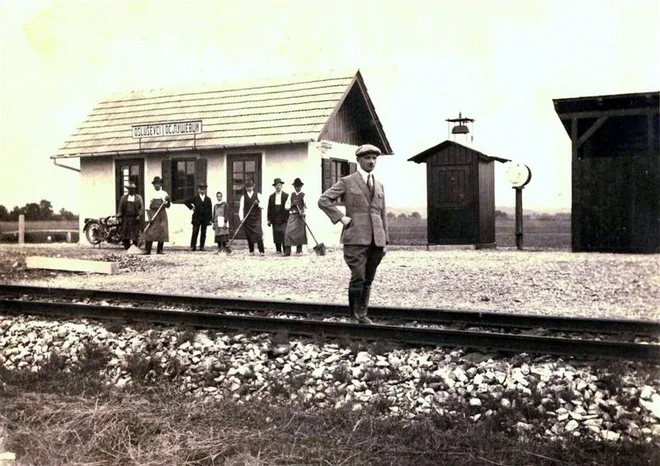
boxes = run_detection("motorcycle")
[83,215,123,245]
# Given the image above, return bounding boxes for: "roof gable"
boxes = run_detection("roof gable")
[54,69,391,158]
[407,140,509,164]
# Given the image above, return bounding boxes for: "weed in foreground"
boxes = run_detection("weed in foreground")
[0,380,658,466]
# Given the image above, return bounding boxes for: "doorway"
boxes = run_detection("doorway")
[226,154,261,239]
[115,159,145,210]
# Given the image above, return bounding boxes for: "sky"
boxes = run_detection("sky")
[0,0,658,214]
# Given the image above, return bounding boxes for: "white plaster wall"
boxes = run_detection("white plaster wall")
[309,141,363,248]
[143,152,227,247]
[77,143,363,249]
[79,157,115,241]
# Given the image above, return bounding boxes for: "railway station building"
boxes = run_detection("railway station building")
[52,70,393,247]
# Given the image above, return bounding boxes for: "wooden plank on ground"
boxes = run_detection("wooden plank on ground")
[26,256,119,275]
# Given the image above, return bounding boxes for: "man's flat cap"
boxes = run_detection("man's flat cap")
[355,144,382,157]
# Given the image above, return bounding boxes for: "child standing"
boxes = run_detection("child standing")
[213,192,230,253]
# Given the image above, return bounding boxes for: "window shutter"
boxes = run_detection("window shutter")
[349,162,357,174]
[161,159,172,200]
[196,157,208,188]
[321,158,332,192]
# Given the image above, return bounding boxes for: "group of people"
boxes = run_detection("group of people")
[117,143,388,324]
[116,176,170,254]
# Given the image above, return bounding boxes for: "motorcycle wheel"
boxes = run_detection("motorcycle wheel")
[84,221,104,245]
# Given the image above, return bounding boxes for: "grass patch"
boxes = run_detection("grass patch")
[1,387,655,466]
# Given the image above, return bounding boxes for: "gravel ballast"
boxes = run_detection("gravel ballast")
[1,315,659,446]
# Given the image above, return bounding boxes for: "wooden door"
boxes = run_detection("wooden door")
[227,154,261,239]
[115,159,145,211]
[428,164,477,244]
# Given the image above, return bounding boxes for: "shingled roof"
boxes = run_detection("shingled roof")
[53,69,392,158]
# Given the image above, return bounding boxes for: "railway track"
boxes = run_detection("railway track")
[1,285,659,361]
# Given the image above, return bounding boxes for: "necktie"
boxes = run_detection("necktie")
[367,174,374,198]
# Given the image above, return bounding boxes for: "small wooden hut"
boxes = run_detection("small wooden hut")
[408,140,509,246]
[553,91,659,253]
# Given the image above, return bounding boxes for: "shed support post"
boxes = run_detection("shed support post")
[514,187,524,250]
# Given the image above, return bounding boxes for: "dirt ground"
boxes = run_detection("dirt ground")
[1,243,658,321]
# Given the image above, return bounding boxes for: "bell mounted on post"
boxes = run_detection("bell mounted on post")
[446,112,475,144]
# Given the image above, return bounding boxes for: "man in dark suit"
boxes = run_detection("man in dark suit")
[318,144,389,324]
[267,178,289,254]
[185,183,213,251]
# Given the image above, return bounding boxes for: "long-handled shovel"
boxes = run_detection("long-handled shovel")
[225,201,257,254]
[297,205,326,256]
[127,201,166,254]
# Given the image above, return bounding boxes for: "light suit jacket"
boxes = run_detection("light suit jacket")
[318,171,388,247]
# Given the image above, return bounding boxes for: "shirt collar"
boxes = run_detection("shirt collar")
[356,165,374,183]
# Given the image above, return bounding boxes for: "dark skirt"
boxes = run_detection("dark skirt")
[285,214,307,246]
[145,203,169,242]
[244,214,263,243]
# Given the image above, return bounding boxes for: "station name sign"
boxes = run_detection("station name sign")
[132,120,203,138]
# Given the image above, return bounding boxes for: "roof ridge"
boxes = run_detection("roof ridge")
[101,68,359,104]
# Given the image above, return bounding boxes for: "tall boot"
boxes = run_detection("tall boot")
[362,285,371,311]
[359,285,374,324]
[348,287,362,322]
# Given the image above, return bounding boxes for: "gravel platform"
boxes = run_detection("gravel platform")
[1,244,658,321]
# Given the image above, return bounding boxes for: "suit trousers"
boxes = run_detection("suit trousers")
[191,223,207,249]
[343,242,386,292]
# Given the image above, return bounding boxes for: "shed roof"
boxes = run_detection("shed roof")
[54,69,392,158]
[407,140,510,164]
[553,91,659,135]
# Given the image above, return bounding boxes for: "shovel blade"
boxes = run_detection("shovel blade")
[126,244,144,255]
[313,243,326,256]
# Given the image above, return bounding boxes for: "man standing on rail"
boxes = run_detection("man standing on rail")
[318,144,389,324]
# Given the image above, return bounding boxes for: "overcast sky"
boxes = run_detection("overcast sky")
[1,0,658,214]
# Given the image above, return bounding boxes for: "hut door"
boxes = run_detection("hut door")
[429,164,476,243]
[227,154,262,240]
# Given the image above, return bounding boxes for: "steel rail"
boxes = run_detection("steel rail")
[1,284,658,336]
[0,299,658,361]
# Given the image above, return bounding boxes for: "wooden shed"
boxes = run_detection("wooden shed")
[553,91,659,253]
[408,140,509,246]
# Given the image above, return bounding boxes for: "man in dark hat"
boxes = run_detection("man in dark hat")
[144,176,170,254]
[284,177,308,256]
[185,182,213,251]
[318,144,388,324]
[238,179,265,255]
[267,178,289,254]
[117,180,144,250]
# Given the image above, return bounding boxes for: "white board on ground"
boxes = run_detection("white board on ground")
[26,256,119,275]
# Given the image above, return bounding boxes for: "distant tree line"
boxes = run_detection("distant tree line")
[386,212,422,219]
[0,200,78,221]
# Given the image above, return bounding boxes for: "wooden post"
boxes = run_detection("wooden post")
[18,214,25,245]
[514,187,524,250]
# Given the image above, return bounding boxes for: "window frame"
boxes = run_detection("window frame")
[170,158,197,203]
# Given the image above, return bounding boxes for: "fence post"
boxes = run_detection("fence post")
[18,214,25,245]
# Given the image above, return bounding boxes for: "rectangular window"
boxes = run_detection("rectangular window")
[322,158,357,193]
[171,159,196,202]
[331,159,350,185]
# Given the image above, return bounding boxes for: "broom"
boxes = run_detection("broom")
[297,205,326,256]
[127,201,166,254]
[225,201,257,254]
